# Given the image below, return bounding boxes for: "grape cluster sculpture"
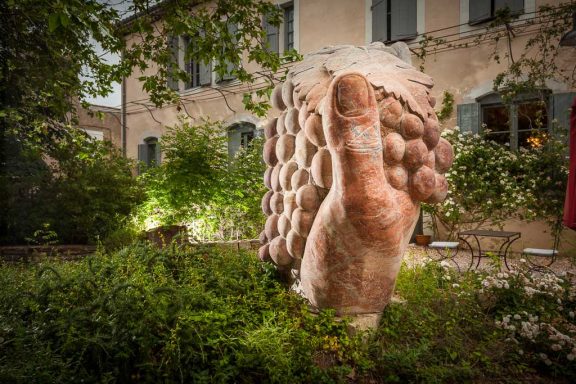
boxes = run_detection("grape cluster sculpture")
[259,42,454,315]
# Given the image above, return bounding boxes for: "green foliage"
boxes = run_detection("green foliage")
[0,244,365,383]
[1,245,574,382]
[24,223,59,246]
[518,127,569,234]
[1,1,292,144]
[136,119,266,240]
[423,127,568,238]
[0,0,293,243]
[0,130,142,245]
[436,91,454,123]
[490,3,576,103]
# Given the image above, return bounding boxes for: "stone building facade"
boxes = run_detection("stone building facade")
[121,0,576,251]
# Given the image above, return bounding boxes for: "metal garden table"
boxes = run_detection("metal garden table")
[458,230,521,270]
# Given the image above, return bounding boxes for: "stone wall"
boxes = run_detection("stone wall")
[0,245,98,262]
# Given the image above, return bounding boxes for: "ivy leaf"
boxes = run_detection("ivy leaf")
[59,13,70,27]
[48,13,60,32]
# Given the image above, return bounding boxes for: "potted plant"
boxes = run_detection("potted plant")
[415,234,432,246]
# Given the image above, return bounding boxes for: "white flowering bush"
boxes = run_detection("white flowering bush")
[423,126,568,238]
[475,260,576,374]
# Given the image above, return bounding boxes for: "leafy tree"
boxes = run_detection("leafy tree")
[136,119,266,240]
[0,129,142,244]
[1,0,292,147]
[0,0,291,243]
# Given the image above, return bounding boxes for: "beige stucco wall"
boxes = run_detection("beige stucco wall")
[77,105,121,148]
[123,0,576,253]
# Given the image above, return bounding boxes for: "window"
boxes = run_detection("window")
[481,97,548,150]
[469,0,524,25]
[183,35,200,89]
[372,0,417,43]
[82,128,104,141]
[167,35,180,91]
[167,35,212,91]
[138,137,160,173]
[218,23,238,82]
[227,122,256,158]
[457,92,576,150]
[263,2,294,54]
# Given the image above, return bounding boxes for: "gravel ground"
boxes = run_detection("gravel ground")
[403,244,576,276]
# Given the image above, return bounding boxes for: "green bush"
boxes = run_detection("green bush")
[0,130,142,245]
[1,244,574,382]
[136,119,267,240]
[0,244,366,383]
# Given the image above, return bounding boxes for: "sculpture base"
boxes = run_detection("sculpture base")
[346,313,382,336]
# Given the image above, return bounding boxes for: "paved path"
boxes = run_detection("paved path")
[404,244,576,275]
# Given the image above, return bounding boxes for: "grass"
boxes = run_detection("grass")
[0,243,574,383]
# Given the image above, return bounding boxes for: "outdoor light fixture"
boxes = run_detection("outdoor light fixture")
[560,12,576,47]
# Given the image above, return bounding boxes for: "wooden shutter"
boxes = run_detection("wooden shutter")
[137,144,147,174]
[263,14,279,54]
[469,0,492,25]
[154,142,161,166]
[495,0,524,15]
[167,35,180,91]
[371,0,387,42]
[551,93,576,134]
[228,130,241,158]
[196,30,212,86]
[199,61,212,86]
[183,36,193,89]
[390,0,417,42]
[457,103,481,134]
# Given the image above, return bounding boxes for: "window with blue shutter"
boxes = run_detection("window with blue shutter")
[183,35,200,89]
[551,93,576,134]
[372,0,417,43]
[138,137,161,174]
[469,0,524,25]
[456,91,573,151]
[263,11,279,54]
[219,23,238,82]
[457,103,481,134]
[283,3,294,52]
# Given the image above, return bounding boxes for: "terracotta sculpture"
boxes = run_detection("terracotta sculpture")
[259,42,453,316]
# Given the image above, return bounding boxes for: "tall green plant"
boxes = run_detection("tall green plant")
[137,119,266,240]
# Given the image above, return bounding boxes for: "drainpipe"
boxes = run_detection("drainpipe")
[121,71,127,157]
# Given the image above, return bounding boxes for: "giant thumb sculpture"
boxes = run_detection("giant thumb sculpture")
[259,43,454,316]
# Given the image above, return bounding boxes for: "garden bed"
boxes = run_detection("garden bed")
[0,243,574,382]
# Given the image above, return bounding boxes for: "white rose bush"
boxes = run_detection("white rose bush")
[423,126,568,239]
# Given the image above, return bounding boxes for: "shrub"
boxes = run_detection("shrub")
[136,119,267,240]
[0,244,365,383]
[423,126,568,238]
[0,130,142,245]
[0,244,575,382]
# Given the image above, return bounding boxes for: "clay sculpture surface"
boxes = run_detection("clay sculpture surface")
[259,42,453,316]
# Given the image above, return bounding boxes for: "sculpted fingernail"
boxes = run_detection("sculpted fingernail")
[336,75,370,117]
